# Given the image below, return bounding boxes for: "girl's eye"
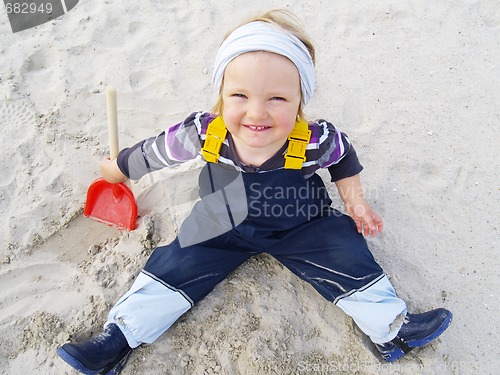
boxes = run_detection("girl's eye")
[271,97,286,101]
[232,93,247,98]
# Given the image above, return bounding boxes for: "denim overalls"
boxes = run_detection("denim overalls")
[107,162,407,347]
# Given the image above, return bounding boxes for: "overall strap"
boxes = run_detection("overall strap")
[283,118,311,169]
[201,116,311,169]
[201,116,227,163]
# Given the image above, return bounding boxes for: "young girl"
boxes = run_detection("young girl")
[57,10,452,374]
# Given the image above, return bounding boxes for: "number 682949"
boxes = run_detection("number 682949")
[5,2,54,14]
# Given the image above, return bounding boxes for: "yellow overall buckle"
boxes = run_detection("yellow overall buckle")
[284,118,311,169]
[202,116,227,163]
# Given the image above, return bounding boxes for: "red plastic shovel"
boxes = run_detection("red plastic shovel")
[83,87,138,230]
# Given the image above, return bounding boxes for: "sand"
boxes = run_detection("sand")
[0,0,499,374]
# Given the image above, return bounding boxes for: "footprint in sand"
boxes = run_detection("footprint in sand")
[0,100,36,186]
[20,48,48,74]
[474,0,500,28]
[0,100,36,138]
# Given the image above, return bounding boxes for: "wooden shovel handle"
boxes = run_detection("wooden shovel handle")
[106,86,119,160]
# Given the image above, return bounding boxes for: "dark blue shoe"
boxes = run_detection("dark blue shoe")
[57,324,132,375]
[375,308,452,362]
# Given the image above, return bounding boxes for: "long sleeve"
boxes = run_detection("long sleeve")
[117,112,213,180]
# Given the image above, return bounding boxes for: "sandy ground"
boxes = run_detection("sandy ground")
[0,0,499,374]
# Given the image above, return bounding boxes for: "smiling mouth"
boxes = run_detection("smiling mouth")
[244,125,271,132]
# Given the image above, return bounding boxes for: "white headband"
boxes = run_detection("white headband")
[212,21,315,107]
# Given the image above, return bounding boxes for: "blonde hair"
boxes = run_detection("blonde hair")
[212,9,316,119]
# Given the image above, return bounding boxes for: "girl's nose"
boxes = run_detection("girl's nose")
[246,100,268,122]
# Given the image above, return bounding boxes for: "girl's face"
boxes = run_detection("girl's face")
[222,51,301,159]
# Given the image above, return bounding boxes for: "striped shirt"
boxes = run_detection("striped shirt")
[117,111,362,181]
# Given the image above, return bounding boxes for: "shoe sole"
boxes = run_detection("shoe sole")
[384,310,453,362]
[57,346,131,375]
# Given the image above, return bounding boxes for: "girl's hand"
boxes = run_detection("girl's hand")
[344,199,384,237]
[99,157,127,184]
[334,174,383,237]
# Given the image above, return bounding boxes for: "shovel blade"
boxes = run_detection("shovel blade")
[84,178,138,230]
